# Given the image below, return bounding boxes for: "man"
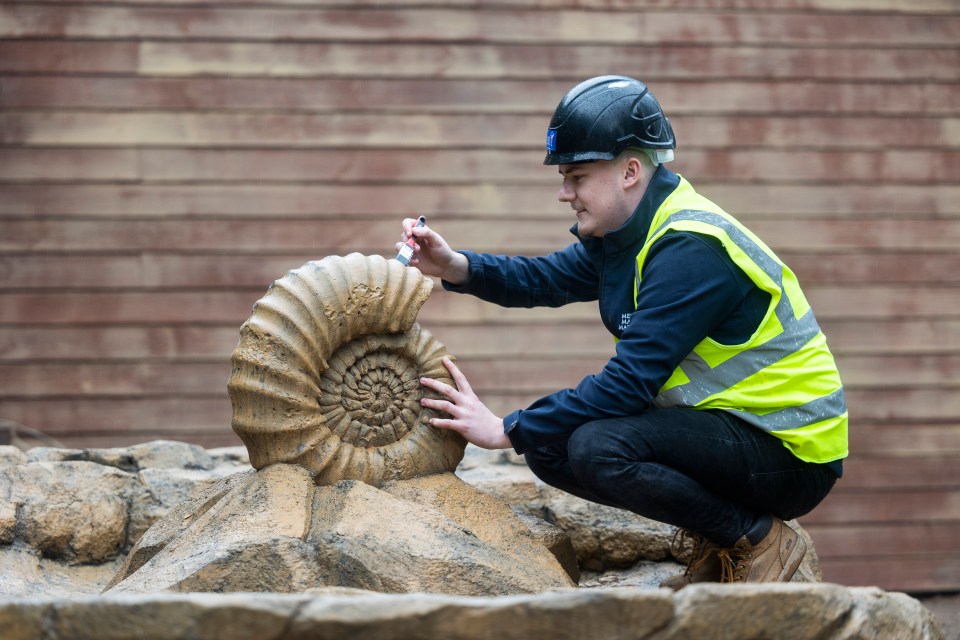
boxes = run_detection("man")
[400,75,847,587]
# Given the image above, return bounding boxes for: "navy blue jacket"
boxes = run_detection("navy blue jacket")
[443,167,772,455]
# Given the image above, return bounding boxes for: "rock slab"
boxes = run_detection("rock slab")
[107,464,576,596]
[0,584,944,640]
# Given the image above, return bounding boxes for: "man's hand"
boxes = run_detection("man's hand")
[420,357,511,450]
[396,218,469,285]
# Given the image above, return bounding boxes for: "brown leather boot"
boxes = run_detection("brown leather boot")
[659,529,722,590]
[718,517,807,584]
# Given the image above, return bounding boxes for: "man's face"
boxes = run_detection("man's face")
[557,159,634,238]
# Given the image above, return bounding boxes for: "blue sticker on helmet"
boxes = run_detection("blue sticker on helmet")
[546,129,557,152]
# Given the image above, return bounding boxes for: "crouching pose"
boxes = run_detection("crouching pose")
[404,76,847,587]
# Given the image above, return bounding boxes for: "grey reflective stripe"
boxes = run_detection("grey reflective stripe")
[647,209,842,431]
[720,388,847,432]
[659,308,822,407]
[649,209,797,325]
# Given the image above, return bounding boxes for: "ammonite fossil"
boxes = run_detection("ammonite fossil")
[228,253,466,486]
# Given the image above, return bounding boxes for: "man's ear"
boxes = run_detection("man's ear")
[622,156,645,189]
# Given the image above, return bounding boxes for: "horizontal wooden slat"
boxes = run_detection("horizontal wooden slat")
[0,396,237,438]
[1,429,241,451]
[819,319,960,354]
[2,320,958,364]
[0,148,140,182]
[3,253,958,291]
[5,0,959,13]
[5,350,960,391]
[845,388,960,421]
[129,43,960,82]
[819,556,960,593]
[839,456,960,490]
[0,326,243,361]
[0,323,614,361]
[0,290,599,324]
[3,361,959,422]
[2,77,957,115]
[17,252,960,290]
[3,41,956,81]
[3,219,959,254]
[0,254,318,290]
[1,184,957,218]
[835,354,960,386]
[803,522,960,558]
[2,286,959,325]
[0,41,139,74]
[5,0,958,12]
[802,488,960,524]
[2,112,957,149]
[4,147,952,185]
[0,357,605,397]
[848,422,960,457]
[2,6,957,45]
[0,391,556,434]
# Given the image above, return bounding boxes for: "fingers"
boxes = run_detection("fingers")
[402,217,429,240]
[419,374,460,403]
[441,356,472,395]
[419,362,466,421]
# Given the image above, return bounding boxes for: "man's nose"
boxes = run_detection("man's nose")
[558,182,574,202]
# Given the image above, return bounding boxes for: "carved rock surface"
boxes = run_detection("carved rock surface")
[0,442,948,639]
[1,461,134,564]
[0,442,251,597]
[107,464,575,596]
[0,585,944,640]
[228,253,466,486]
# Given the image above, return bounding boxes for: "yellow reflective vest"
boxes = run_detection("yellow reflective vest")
[636,177,848,464]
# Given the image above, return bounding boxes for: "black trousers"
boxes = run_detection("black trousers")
[523,407,837,547]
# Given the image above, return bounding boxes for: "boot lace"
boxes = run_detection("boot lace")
[670,529,714,578]
[717,547,740,583]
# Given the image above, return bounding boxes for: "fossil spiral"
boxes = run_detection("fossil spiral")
[228,253,466,486]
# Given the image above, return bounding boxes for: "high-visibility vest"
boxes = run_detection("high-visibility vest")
[635,176,848,464]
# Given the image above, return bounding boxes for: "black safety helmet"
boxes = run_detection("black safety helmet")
[544,75,676,165]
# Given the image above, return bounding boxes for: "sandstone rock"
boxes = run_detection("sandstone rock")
[2,461,135,564]
[108,465,574,596]
[22,440,216,473]
[513,510,580,583]
[0,445,26,466]
[126,465,248,549]
[25,447,84,463]
[0,585,944,640]
[107,470,255,589]
[206,445,249,467]
[85,440,216,472]
[664,583,944,640]
[0,545,123,597]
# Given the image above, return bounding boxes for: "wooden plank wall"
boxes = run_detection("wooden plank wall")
[0,0,958,593]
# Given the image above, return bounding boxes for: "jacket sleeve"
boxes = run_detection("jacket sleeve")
[441,243,599,308]
[504,232,758,454]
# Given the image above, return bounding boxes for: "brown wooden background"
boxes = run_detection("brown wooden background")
[1,0,958,593]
